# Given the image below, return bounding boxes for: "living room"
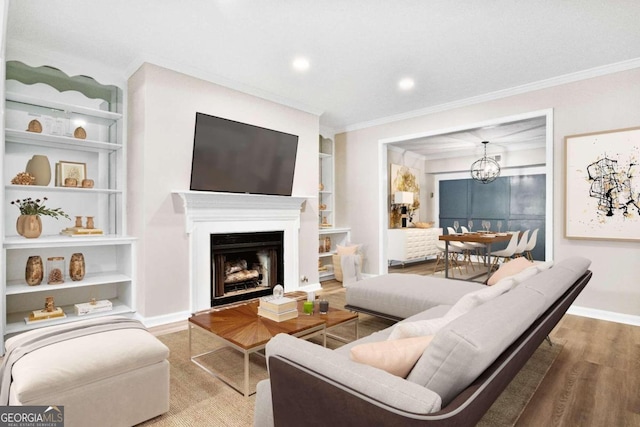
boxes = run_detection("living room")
[1,1,640,426]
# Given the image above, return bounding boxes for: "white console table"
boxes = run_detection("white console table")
[387,228,442,266]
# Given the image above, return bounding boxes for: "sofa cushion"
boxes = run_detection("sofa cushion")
[350,336,434,378]
[346,273,484,319]
[406,287,547,406]
[336,244,360,255]
[522,256,590,302]
[487,257,534,285]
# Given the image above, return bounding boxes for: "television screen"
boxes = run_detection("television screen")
[190,112,298,196]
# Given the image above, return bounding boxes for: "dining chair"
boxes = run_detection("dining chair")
[461,226,486,264]
[524,228,539,260]
[447,227,475,272]
[434,239,464,278]
[512,229,530,258]
[489,231,519,269]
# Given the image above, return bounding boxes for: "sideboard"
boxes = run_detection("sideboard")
[387,227,442,266]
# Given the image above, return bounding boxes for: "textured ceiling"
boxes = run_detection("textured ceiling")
[6,0,640,131]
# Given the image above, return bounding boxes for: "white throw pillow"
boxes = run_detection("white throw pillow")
[535,261,554,272]
[387,317,449,341]
[350,335,434,378]
[510,266,540,285]
[388,277,516,341]
[487,257,534,285]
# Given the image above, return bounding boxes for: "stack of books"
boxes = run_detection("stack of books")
[258,296,298,322]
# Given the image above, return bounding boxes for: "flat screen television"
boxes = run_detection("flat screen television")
[190,112,298,196]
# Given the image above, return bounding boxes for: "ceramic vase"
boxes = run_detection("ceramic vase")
[69,253,85,281]
[25,155,52,186]
[17,215,42,238]
[25,255,44,286]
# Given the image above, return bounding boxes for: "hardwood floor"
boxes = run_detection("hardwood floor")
[343,261,640,426]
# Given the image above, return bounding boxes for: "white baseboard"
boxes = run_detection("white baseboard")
[138,310,191,329]
[297,282,322,293]
[567,305,640,327]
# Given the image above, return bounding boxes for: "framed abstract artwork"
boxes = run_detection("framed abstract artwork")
[565,126,640,241]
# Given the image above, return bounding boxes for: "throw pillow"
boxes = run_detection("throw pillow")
[487,257,534,285]
[350,335,434,378]
[445,277,516,318]
[535,261,554,272]
[387,317,449,341]
[510,265,540,285]
[336,244,360,255]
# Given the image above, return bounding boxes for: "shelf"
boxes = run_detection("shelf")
[319,152,332,159]
[5,184,122,195]
[5,298,133,335]
[3,235,136,249]
[6,92,122,121]
[319,190,332,195]
[6,272,131,295]
[319,227,351,234]
[319,252,335,258]
[6,129,122,152]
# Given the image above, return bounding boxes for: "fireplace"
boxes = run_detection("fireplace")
[211,231,284,306]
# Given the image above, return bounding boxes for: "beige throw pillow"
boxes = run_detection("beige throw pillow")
[487,257,534,285]
[350,335,434,378]
[336,244,360,255]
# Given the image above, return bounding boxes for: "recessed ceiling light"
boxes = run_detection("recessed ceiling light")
[292,57,310,72]
[398,78,415,91]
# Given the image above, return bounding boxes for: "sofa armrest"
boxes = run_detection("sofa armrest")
[265,334,442,414]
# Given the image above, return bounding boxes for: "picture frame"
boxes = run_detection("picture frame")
[565,126,640,241]
[56,161,87,187]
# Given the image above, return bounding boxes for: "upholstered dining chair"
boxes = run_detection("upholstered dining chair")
[512,229,530,258]
[524,228,539,260]
[489,231,519,269]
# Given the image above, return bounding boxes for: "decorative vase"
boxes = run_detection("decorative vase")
[69,253,85,281]
[86,216,95,229]
[17,215,42,238]
[25,155,52,186]
[25,255,44,286]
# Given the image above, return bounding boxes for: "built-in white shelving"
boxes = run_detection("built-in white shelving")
[1,60,134,351]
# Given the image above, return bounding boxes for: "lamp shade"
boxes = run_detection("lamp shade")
[394,191,414,204]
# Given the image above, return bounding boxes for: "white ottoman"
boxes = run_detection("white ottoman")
[5,318,170,427]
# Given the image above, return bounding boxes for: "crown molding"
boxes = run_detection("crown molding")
[338,58,640,134]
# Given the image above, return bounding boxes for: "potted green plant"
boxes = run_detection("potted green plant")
[11,197,70,238]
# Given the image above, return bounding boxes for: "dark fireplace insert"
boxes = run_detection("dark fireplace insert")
[210,231,284,306]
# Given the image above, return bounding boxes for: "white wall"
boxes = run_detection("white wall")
[128,63,320,321]
[336,67,640,321]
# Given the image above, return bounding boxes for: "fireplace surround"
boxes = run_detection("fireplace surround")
[175,191,306,313]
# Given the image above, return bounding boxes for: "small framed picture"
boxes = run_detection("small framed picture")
[56,161,87,187]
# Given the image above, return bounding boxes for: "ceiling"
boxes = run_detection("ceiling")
[5,1,640,132]
[390,116,547,160]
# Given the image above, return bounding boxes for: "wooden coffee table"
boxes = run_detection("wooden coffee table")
[188,299,358,397]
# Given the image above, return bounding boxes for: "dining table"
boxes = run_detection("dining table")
[439,232,513,281]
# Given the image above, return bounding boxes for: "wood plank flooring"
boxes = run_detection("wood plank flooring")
[353,261,640,426]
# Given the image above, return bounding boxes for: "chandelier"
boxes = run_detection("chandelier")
[470,141,500,184]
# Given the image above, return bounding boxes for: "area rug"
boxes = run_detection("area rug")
[138,289,562,426]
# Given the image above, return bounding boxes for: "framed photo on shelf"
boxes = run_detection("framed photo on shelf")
[56,161,87,187]
[565,126,640,241]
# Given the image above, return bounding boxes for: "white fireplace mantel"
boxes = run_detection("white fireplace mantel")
[173,191,307,312]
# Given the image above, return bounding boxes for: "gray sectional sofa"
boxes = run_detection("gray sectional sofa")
[254,256,592,427]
